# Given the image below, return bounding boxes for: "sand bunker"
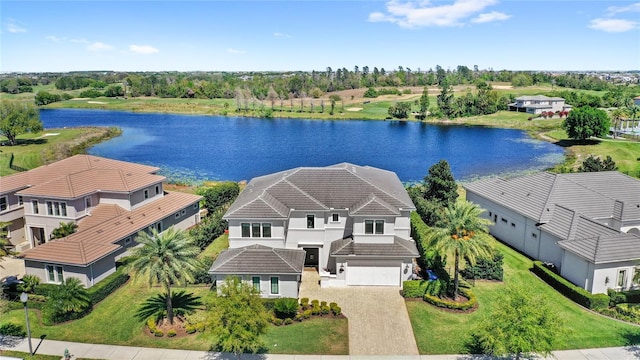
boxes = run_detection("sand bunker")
[88,101,107,104]
[346,107,363,112]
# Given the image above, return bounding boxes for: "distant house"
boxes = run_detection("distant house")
[209,163,418,298]
[509,95,572,115]
[465,171,640,294]
[634,96,640,106]
[0,155,202,287]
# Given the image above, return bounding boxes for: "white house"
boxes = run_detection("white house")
[464,171,640,294]
[508,95,572,115]
[0,155,202,287]
[209,163,419,298]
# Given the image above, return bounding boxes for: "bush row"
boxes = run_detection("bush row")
[461,253,504,281]
[147,318,164,337]
[402,280,429,298]
[608,289,640,305]
[532,261,609,309]
[0,322,26,337]
[423,287,477,311]
[87,270,130,305]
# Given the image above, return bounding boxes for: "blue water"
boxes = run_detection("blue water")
[40,109,565,183]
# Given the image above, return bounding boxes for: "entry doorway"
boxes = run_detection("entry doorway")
[303,247,319,268]
[31,227,45,246]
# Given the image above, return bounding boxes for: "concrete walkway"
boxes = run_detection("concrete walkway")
[298,268,419,356]
[1,337,639,359]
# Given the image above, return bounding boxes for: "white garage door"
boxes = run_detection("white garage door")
[346,260,401,286]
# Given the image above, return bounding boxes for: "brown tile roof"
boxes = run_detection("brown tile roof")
[1,154,160,195]
[21,191,202,266]
[76,204,128,232]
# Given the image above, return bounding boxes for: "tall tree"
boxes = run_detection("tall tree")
[418,86,429,120]
[127,226,202,324]
[0,101,43,145]
[562,106,610,141]
[437,80,455,118]
[424,160,458,207]
[427,200,493,300]
[473,286,562,359]
[208,277,270,358]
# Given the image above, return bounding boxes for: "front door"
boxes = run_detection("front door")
[303,248,319,267]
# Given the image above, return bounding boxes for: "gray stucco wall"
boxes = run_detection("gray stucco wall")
[212,273,300,298]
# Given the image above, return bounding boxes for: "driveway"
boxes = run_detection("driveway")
[299,269,419,356]
[0,256,26,280]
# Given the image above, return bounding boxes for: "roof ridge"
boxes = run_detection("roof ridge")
[346,166,413,209]
[214,247,246,271]
[332,238,353,255]
[566,207,579,240]
[593,236,602,262]
[538,173,560,222]
[273,248,299,272]
[279,178,328,210]
[117,169,130,191]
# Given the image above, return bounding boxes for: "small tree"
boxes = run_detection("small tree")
[208,277,270,358]
[473,286,563,359]
[562,106,610,141]
[50,222,78,239]
[578,155,617,172]
[0,101,43,145]
[388,102,411,119]
[0,221,13,260]
[424,160,458,207]
[418,86,429,120]
[136,290,202,322]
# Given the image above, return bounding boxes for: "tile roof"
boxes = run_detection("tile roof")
[329,236,419,257]
[2,154,160,195]
[21,191,202,266]
[208,244,306,274]
[558,233,640,264]
[224,163,415,219]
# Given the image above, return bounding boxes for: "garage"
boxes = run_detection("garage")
[346,260,401,286]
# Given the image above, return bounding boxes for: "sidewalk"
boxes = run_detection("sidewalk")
[1,337,639,360]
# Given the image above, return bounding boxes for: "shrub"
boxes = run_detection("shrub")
[195,323,205,332]
[332,306,342,316]
[33,283,59,296]
[192,256,214,284]
[260,298,278,312]
[273,318,283,326]
[300,297,309,309]
[616,303,640,318]
[311,305,321,315]
[154,330,164,337]
[294,314,303,322]
[87,270,129,305]
[311,299,319,307]
[274,297,299,319]
[147,318,157,333]
[320,301,327,308]
[402,280,429,298]
[329,302,337,310]
[423,287,477,311]
[532,261,609,309]
[609,289,640,304]
[363,87,378,98]
[185,325,196,334]
[18,274,40,293]
[321,305,331,315]
[461,253,504,281]
[303,310,312,319]
[167,329,177,337]
[0,322,26,337]
[284,318,294,325]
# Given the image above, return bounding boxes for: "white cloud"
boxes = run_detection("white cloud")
[46,35,64,42]
[6,18,26,33]
[129,44,159,54]
[227,48,247,54]
[274,32,292,38]
[87,42,114,52]
[368,0,501,28]
[70,38,89,44]
[589,18,638,33]
[471,11,510,23]
[606,2,640,16]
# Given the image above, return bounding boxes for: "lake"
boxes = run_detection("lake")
[40,109,565,183]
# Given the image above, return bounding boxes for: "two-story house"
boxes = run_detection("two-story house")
[0,155,202,288]
[465,171,640,294]
[508,95,572,114]
[208,163,418,298]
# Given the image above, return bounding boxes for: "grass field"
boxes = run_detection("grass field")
[407,241,640,354]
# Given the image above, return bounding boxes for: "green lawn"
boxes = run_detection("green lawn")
[0,350,62,360]
[263,317,349,354]
[544,129,640,176]
[407,241,640,354]
[198,233,228,260]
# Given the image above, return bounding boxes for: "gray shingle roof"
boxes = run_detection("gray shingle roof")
[330,237,419,257]
[225,163,415,219]
[208,245,306,274]
[558,233,640,264]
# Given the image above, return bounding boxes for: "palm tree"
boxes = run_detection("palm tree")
[0,221,13,261]
[50,277,91,314]
[127,226,202,324]
[50,221,78,240]
[427,200,493,300]
[610,108,626,138]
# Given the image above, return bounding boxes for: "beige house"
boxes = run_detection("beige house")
[0,155,202,287]
[509,95,572,115]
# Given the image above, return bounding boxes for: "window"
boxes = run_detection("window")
[18,196,23,206]
[634,268,640,286]
[306,215,315,229]
[47,201,53,215]
[155,185,160,195]
[0,196,6,211]
[332,213,339,222]
[32,200,39,214]
[365,220,374,234]
[618,269,627,288]
[252,223,261,237]
[144,189,149,199]
[270,277,279,294]
[375,220,384,234]
[46,265,64,283]
[156,222,162,232]
[262,223,271,238]
[60,203,67,217]
[241,223,250,237]
[252,276,260,291]
[85,196,92,213]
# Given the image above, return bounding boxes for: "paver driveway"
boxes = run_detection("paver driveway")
[299,268,419,356]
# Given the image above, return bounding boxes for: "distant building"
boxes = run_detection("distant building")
[509,95,572,115]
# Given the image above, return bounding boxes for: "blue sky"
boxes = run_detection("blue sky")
[2,1,639,72]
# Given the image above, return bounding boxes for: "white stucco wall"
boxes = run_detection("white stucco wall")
[213,274,300,298]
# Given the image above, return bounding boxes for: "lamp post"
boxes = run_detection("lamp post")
[20,292,33,355]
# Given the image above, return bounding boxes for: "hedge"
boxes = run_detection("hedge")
[423,287,477,311]
[461,253,504,281]
[402,280,429,298]
[87,270,130,305]
[608,289,640,305]
[532,261,609,309]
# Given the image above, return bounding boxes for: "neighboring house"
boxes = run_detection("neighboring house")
[209,163,418,298]
[464,171,640,294]
[0,155,202,287]
[508,95,572,114]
